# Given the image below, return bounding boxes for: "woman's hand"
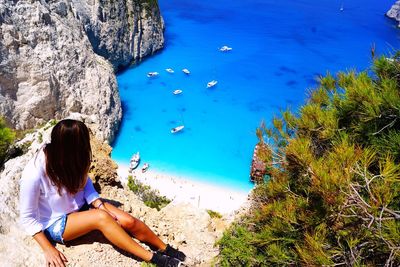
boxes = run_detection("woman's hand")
[99,204,118,222]
[33,231,68,267]
[44,246,68,267]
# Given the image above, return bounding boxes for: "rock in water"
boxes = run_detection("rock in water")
[387,1,400,27]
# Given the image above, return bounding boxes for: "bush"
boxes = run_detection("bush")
[127,176,171,211]
[0,118,15,167]
[217,56,400,266]
[141,262,156,267]
[207,209,222,219]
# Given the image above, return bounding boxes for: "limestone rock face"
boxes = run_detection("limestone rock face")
[0,0,164,142]
[0,1,121,142]
[89,133,121,189]
[387,1,400,26]
[72,0,165,70]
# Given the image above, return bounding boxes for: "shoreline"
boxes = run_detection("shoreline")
[117,163,251,214]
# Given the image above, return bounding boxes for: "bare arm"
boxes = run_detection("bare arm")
[33,231,68,267]
[20,157,67,266]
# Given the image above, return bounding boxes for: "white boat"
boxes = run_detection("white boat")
[147,72,159,77]
[171,125,184,133]
[219,45,232,52]
[128,152,140,172]
[182,68,190,75]
[141,163,149,173]
[173,89,183,95]
[165,68,174,73]
[207,80,218,88]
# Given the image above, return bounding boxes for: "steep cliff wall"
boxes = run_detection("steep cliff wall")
[0,0,164,142]
[72,0,164,70]
[387,1,400,26]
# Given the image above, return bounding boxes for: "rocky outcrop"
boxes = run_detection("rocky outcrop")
[89,133,121,190]
[72,0,164,70]
[387,1,400,26]
[250,143,268,183]
[0,123,227,266]
[0,0,164,142]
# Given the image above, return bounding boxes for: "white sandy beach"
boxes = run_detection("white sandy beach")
[117,163,250,215]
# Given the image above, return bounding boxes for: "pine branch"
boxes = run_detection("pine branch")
[371,118,397,136]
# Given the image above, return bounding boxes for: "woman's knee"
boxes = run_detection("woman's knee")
[120,215,137,230]
[94,209,114,227]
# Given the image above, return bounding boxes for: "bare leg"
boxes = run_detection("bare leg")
[62,209,153,261]
[103,202,167,251]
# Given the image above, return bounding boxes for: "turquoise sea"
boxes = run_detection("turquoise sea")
[112,0,399,192]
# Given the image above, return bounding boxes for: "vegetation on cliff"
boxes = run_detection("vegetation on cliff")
[127,176,171,210]
[217,55,400,266]
[0,117,15,167]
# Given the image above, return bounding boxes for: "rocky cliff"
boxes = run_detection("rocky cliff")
[387,1,400,26]
[0,122,228,266]
[72,0,164,70]
[0,0,164,142]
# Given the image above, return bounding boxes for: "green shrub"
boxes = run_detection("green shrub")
[207,209,222,219]
[217,55,400,266]
[141,262,156,267]
[127,176,171,211]
[37,132,43,143]
[43,119,58,131]
[0,118,15,167]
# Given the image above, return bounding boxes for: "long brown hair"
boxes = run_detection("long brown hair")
[44,119,92,195]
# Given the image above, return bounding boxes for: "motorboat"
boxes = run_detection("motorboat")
[171,125,184,134]
[147,72,159,77]
[142,163,149,173]
[182,68,190,75]
[219,45,232,52]
[128,152,140,172]
[173,89,183,95]
[207,80,218,88]
[165,68,174,73]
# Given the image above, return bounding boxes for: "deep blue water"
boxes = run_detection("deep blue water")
[112,0,399,192]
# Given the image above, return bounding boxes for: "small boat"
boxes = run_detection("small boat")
[182,68,190,75]
[171,125,184,134]
[219,45,232,52]
[128,152,140,172]
[165,68,174,73]
[147,72,159,77]
[207,80,218,88]
[142,163,149,173]
[173,89,183,95]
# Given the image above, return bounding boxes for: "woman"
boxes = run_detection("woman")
[20,119,186,267]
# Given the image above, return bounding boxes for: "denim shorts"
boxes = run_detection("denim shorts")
[43,202,91,244]
[43,215,67,244]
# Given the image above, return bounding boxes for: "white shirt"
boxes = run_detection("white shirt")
[19,150,100,236]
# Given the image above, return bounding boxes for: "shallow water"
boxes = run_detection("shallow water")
[112,0,399,192]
